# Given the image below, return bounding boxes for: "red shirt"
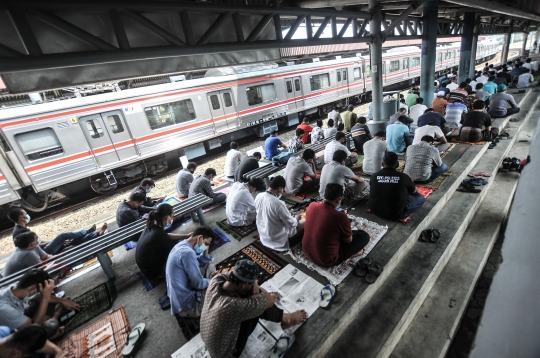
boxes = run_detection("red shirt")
[297,123,313,143]
[302,201,352,267]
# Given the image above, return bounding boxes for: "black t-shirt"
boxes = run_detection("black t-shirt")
[234,157,260,182]
[12,224,30,238]
[135,226,175,281]
[368,168,416,220]
[461,111,492,129]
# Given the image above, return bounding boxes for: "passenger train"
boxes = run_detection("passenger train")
[0,40,499,211]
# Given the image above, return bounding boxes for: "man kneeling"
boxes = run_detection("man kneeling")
[200,260,307,358]
[303,183,370,267]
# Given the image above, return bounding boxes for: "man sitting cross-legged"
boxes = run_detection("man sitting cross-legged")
[0,324,69,358]
[226,178,266,227]
[235,152,262,183]
[319,150,368,201]
[3,232,53,277]
[460,99,499,142]
[303,183,370,267]
[324,131,358,167]
[255,176,304,251]
[200,260,307,358]
[284,149,320,195]
[368,152,425,221]
[0,268,80,339]
[188,168,227,222]
[362,132,389,176]
[166,226,217,318]
[8,207,107,255]
[404,135,448,184]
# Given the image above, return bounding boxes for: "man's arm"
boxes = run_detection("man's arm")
[168,232,191,241]
[184,254,210,290]
[37,340,70,358]
[202,180,216,199]
[30,279,55,325]
[507,94,518,108]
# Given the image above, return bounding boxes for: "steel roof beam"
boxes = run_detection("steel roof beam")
[383,0,428,38]
[442,0,540,22]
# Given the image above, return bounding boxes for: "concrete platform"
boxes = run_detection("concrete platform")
[55,87,539,358]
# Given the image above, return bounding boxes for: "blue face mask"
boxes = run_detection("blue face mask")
[26,214,31,223]
[23,293,38,302]
[194,243,207,255]
[146,188,152,194]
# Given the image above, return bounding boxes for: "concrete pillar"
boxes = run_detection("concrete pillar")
[369,0,384,122]
[458,12,475,83]
[536,29,540,54]
[468,16,479,78]
[521,32,528,56]
[501,33,511,64]
[420,0,439,106]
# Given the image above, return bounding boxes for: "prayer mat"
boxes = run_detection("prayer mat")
[417,171,453,190]
[136,271,163,292]
[202,186,232,213]
[58,307,130,358]
[287,217,388,285]
[65,251,113,278]
[216,219,257,241]
[396,161,406,172]
[280,195,300,205]
[215,241,288,284]
[450,138,485,145]
[210,228,231,252]
[175,314,201,341]
[62,281,117,334]
[440,143,457,158]
[211,177,230,186]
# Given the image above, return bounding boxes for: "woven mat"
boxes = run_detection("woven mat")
[417,171,453,190]
[215,241,288,284]
[216,219,257,241]
[450,138,485,145]
[63,281,116,334]
[287,217,388,285]
[211,228,231,251]
[396,161,406,173]
[440,143,457,158]
[58,307,130,358]
[211,177,230,186]
[201,186,231,213]
[65,251,113,278]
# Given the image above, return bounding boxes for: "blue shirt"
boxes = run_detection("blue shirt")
[483,81,497,94]
[417,112,446,129]
[264,136,282,159]
[165,240,213,315]
[0,326,10,338]
[386,123,410,153]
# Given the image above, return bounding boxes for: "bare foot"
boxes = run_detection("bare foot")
[281,309,308,330]
[97,223,108,235]
[87,224,97,233]
[350,248,366,259]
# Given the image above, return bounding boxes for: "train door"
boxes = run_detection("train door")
[336,68,349,96]
[382,62,387,84]
[207,90,238,133]
[285,77,305,109]
[79,111,138,167]
[293,77,305,107]
[403,58,409,78]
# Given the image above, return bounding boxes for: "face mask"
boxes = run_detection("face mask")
[25,214,31,223]
[23,293,38,302]
[146,188,152,194]
[194,243,207,255]
[37,237,42,245]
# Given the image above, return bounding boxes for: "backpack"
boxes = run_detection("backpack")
[272,151,294,167]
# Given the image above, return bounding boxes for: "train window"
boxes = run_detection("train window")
[16,128,63,161]
[294,79,301,91]
[309,73,330,91]
[286,81,293,93]
[106,115,124,134]
[337,71,341,82]
[403,58,409,69]
[210,95,221,110]
[342,70,347,81]
[412,57,420,68]
[353,67,362,81]
[246,84,276,106]
[223,93,233,107]
[144,99,196,130]
[85,119,105,139]
[389,60,400,73]
[365,66,372,78]
[437,53,442,62]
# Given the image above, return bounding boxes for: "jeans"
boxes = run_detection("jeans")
[43,230,98,255]
[233,305,284,357]
[416,163,448,184]
[400,192,426,219]
[488,107,520,118]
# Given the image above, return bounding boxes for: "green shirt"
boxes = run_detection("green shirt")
[342,111,357,132]
[405,93,419,108]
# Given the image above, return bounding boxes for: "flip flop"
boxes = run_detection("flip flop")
[502,157,511,172]
[354,257,372,277]
[122,323,146,357]
[509,157,521,171]
[509,118,520,122]
[457,185,481,193]
[270,334,295,358]
[430,229,441,243]
[319,284,336,308]
[420,229,432,242]
[499,132,510,139]
[365,262,383,284]
[488,142,497,149]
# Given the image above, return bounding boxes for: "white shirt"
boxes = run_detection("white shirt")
[469,80,477,90]
[255,192,298,251]
[224,149,243,177]
[324,140,351,164]
[399,102,408,112]
[446,83,459,91]
[226,182,256,226]
[409,104,428,126]
[522,63,534,71]
[476,76,488,84]
[324,127,337,139]
[412,125,445,145]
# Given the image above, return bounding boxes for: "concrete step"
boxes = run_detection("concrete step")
[388,96,540,358]
[319,91,539,358]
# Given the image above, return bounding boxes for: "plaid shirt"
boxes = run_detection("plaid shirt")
[188,175,216,199]
[404,142,443,182]
[287,136,305,153]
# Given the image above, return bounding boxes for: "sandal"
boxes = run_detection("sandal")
[457,185,481,193]
[122,323,146,357]
[354,257,372,277]
[488,142,497,149]
[365,262,383,284]
[502,157,511,172]
[420,229,433,242]
[430,229,441,243]
[509,118,520,122]
[509,157,521,171]
[319,284,336,308]
[499,132,510,139]
[270,334,295,358]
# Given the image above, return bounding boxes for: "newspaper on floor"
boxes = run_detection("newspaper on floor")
[172,264,324,358]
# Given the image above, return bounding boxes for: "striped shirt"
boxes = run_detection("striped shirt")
[188,175,217,199]
[0,288,27,330]
[324,140,350,164]
[445,102,467,128]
